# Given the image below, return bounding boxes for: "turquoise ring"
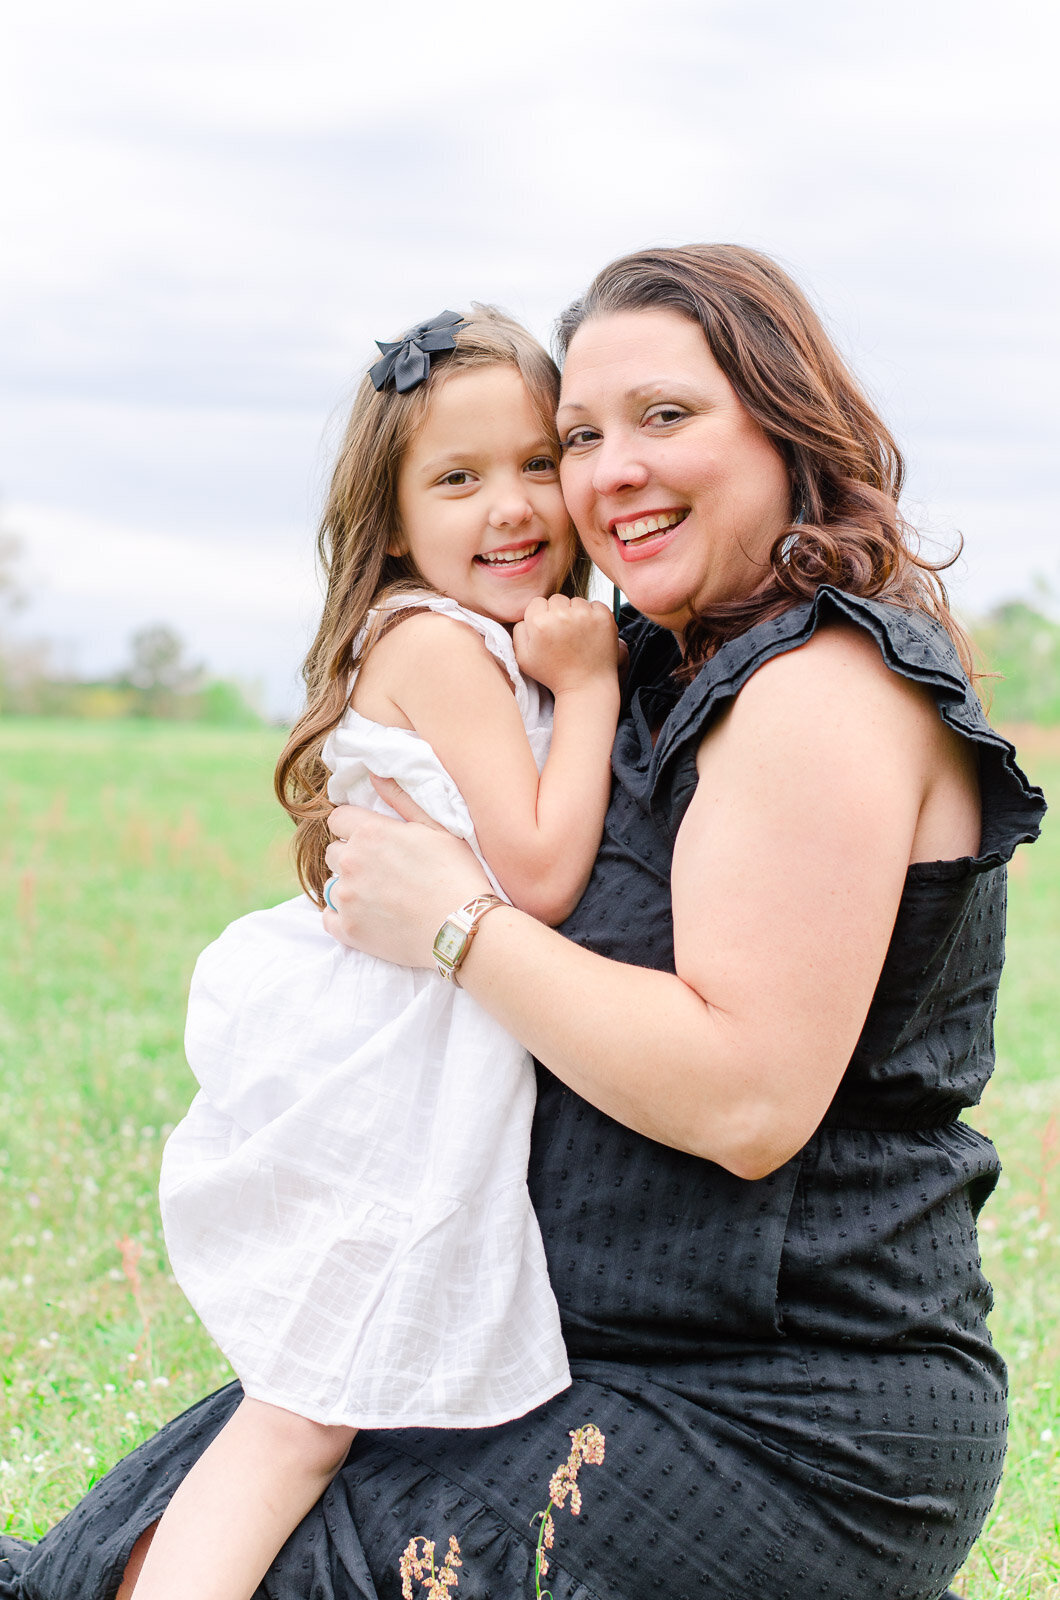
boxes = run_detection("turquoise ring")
[323,875,339,911]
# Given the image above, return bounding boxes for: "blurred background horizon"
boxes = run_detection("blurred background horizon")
[2,0,1058,719]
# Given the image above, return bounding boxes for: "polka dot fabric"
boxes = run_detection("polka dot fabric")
[2,592,1045,1600]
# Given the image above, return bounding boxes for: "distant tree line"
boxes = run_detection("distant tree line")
[0,533,264,725]
[1,521,1058,726]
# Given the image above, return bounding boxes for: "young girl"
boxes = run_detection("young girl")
[137,308,620,1599]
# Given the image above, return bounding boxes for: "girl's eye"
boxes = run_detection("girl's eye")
[561,426,600,451]
[439,470,473,487]
[525,455,557,475]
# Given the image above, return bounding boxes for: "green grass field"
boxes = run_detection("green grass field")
[1,718,1057,1594]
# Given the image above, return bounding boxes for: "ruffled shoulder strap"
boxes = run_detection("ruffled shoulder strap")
[647,586,1046,867]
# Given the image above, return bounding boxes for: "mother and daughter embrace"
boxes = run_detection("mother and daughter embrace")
[1,245,1045,1600]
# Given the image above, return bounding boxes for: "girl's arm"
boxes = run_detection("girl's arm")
[125,1399,354,1600]
[352,596,619,924]
[325,624,980,1179]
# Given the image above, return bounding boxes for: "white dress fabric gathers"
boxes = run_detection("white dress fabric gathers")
[159,594,571,1428]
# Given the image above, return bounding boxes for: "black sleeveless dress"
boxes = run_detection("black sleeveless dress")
[2,590,1046,1600]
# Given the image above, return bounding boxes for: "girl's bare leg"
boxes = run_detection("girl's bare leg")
[125,1397,355,1600]
[116,1523,158,1600]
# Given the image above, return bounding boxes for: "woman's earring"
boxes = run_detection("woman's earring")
[791,476,808,527]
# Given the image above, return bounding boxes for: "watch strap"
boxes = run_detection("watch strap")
[433,895,505,983]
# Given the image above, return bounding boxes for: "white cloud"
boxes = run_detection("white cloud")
[0,0,1057,706]
[12,503,311,608]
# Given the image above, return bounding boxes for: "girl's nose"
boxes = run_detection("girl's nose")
[590,438,650,497]
[488,494,533,530]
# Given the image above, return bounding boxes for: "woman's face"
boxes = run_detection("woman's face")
[557,309,792,639]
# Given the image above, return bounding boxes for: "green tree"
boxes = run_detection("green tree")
[0,524,33,713]
[972,600,1060,725]
[120,625,204,718]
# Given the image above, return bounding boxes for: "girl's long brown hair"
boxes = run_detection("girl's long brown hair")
[276,306,592,903]
[555,245,971,681]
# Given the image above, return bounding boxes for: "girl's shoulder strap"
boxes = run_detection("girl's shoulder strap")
[357,591,545,729]
[366,590,522,686]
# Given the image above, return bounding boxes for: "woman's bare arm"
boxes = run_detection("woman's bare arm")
[325,625,979,1178]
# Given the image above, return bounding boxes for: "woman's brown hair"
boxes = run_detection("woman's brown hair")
[276,305,592,903]
[555,245,971,680]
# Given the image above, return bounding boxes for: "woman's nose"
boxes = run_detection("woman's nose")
[590,438,650,497]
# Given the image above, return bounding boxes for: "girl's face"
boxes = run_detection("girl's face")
[394,365,575,628]
[557,308,792,640]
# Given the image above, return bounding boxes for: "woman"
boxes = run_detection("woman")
[1,245,1045,1600]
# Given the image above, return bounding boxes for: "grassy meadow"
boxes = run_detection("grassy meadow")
[1,717,1057,1595]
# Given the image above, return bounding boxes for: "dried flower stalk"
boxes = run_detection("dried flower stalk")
[397,1422,606,1600]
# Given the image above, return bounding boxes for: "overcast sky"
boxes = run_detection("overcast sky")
[2,0,1057,715]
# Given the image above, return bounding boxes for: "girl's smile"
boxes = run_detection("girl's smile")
[474,539,548,571]
[394,365,574,627]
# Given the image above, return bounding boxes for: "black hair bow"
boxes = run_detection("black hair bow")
[369,310,465,394]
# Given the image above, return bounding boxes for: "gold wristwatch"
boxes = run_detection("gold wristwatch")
[432,895,505,983]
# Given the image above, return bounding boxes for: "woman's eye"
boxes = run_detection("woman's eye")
[561,427,599,450]
[645,406,686,426]
[525,455,558,475]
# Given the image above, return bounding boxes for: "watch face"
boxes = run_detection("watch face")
[433,919,465,966]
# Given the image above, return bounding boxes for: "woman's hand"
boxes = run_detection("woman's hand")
[322,783,492,967]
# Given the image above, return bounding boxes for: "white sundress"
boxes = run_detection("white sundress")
[159,594,571,1428]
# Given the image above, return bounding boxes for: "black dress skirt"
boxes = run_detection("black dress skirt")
[1,589,1046,1600]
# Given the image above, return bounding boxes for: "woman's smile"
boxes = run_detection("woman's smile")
[558,308,792,637]
[609,507,689,547]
